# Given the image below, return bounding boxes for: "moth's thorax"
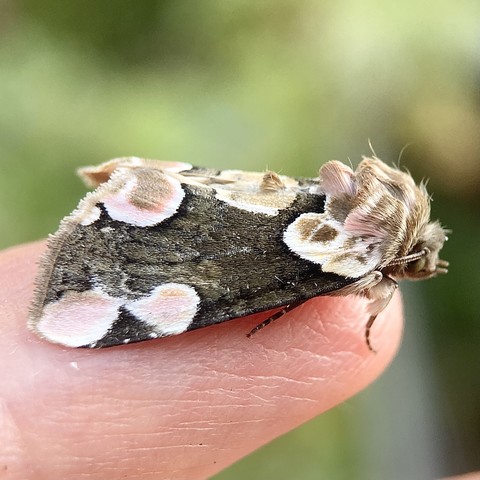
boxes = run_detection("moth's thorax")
[284,157,448,280]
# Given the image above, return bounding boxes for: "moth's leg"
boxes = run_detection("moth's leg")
[363,275,398,352]
[246,301,305,337]
[327,271,397,352]
[364,314,378,352]
[246,273,398,350]
[327,271,384,297]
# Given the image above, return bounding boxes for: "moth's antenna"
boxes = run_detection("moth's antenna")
[397,143,412,168]
[387,248,429,266]
[367,139,378,158]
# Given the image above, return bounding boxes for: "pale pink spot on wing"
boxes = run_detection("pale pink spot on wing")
[125,283,200,335]
[36,289,123,347]
[102,170,185,227]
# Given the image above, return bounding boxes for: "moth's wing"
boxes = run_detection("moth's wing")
[30,159,197,347]
[30,159,356,348]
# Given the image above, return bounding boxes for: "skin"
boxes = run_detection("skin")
[1,241,404,479]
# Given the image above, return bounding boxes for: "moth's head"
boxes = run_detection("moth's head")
[386,220,449,280]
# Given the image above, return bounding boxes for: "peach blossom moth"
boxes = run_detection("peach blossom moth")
[29,156,448,349]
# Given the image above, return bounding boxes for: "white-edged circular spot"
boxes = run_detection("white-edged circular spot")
[283,212,380,277]
[35,289,123,347]
[102,169,185,227]
[125,283,200,336]
[285,213,327,262]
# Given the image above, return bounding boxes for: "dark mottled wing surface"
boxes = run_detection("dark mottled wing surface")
[37,178,355,347]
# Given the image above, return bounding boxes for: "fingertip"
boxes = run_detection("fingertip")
[239,291,403,406]
[0,241,405,480]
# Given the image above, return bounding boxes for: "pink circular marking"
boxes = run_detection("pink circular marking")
[36,289,123,347]
[103,171,185,227]
[126,283,200,335]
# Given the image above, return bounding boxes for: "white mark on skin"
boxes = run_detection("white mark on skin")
[126,283,200,336]
[102,169,185,227]
[36,289,123,348]
[69,361,79,370]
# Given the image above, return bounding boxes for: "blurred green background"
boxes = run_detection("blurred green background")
[1,1,479,478]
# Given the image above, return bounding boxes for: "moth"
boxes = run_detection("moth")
[29,156,448,349]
